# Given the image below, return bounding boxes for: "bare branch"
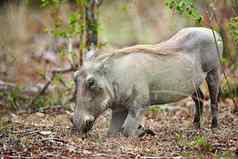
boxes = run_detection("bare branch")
[27,65,77,109]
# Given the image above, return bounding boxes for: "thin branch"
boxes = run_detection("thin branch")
[27,65,77,109]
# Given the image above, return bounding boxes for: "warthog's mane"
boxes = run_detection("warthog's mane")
[94,28,199,63]
[94,42,182,63]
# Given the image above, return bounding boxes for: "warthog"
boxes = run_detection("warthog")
[72,27,223,137]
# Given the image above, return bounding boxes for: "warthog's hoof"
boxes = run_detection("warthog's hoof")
[193,121,201,129]
[137,125,156,137]
[211,118,218,129]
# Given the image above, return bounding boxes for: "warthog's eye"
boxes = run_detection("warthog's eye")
[86,77,97,90]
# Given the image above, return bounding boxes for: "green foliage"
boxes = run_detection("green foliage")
[36,74,75,109]
[7,87,22,109]
[0,87,26,110]
[41,0,90,7]
[41,0,66,7]
[36,0,99,109]
[221,77,238,98]
[148,106,161,113]
[165,0,202,23]
[34,96,48,108]
[190,135,213,152]
[120,3,129,13]
[175,133,213,155]
[41,0,89,39]
[34,95,60,109]
[75,0,90,6]
[229,17,238,43]
[214,151,237,159]
[50,12,84,38]
[221,57,229,65]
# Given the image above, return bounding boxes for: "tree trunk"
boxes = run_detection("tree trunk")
[85,0,98,50]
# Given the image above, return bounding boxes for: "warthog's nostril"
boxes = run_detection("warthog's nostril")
[81,120,94,133]
[85,120,94,129]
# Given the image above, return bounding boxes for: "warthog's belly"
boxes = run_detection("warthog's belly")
[147,53,206,104]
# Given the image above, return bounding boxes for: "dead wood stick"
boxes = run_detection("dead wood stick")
[11,130,40,135]
[41,137,67,143]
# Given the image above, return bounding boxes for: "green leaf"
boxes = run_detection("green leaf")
[165,0,203,23]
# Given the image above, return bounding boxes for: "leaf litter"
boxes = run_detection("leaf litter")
[0,98,237,158]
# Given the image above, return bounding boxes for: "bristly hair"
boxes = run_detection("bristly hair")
[94,27,206,64]
[93,40,182,65]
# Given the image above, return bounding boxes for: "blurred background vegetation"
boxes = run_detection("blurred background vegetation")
[0,0,237,111]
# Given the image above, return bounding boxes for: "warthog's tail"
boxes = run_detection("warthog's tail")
[214,31,223,58]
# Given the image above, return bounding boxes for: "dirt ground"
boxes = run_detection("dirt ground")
[0,98,237,159]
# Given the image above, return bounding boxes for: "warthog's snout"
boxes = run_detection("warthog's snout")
[72,114,95,133]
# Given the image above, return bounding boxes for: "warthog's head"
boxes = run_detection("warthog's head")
[72,60,113,133]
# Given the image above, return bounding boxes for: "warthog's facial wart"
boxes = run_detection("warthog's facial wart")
[72,62,112,133]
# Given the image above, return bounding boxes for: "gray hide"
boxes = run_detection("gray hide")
[72,27,223,137]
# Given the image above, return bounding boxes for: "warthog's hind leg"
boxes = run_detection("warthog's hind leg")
[206,68,220,128]
[192,87,204,128]
[108,109,128,136]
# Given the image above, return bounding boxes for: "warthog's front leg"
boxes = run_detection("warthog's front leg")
[121,107,152,137]
[121,85,154,137]
[122,109,144,136]
[108,109,128,136]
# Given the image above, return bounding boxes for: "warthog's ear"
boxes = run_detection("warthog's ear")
[73,71,80,82]
[84,45,96,61]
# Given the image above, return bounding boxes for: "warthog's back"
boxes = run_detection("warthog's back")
[95,27,222,104]
[110,52,206,104]
[112,27,223,57]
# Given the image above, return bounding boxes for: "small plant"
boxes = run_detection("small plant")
[190,135,213,153]
[221,77,238,98]
[229,16,238,43]
[228,16,238,70]
[1,86,26,110]
[214,151,237,159]
[175,133,213,157]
